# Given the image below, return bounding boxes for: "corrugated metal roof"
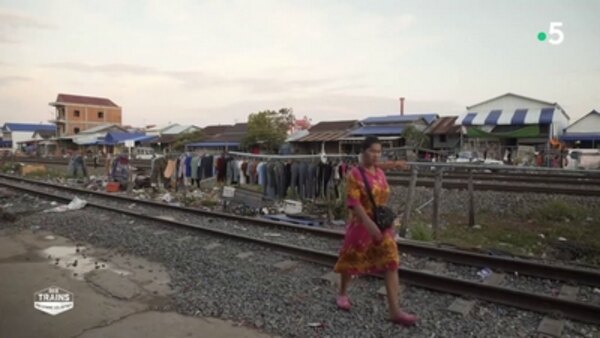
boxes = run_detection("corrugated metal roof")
[161,125,200,135]
[294,130,349,142]
[426,116,461,135]
[78,124,126,135]
[104,132,146,144]
[56,93,119,107]
[308,120,357,132]
[362,114,438,125]
[349,125,405,136]
[3,123,56,132]
[560,133,600,141]
[201,125,232,137]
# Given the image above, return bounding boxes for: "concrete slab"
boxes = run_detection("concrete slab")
[447,298,475,317]
[536,317,564,338]
[319,272,340,286]
[86,269,142,300]
[273,260,298,271]
[204,242,222,251]
[0,261,146,338]
[236,251,254,260]
[78,311,277,338]
[558,285,579,301]
[483,273,505,286]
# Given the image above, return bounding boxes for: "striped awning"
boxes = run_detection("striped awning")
[456,108,557,126]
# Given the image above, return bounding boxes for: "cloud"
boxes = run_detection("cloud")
[0,8,57,44]
[185,93,464,125]
[42,61,343,93]
[0,76,30,86]
[0,9,57,30]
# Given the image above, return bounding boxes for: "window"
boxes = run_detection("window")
[74,110,80,117]
[98,111,104,119]
[74,127,80,134]
[439,135,447,142]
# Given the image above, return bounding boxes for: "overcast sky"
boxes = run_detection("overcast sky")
[0,0,598,127]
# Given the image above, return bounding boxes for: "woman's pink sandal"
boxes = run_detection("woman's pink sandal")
[336,295,351,311]
[390,311,418,327]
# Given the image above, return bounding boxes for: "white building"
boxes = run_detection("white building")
[1,123,57,153]
[561,110,600,148]
[455,93,570,160]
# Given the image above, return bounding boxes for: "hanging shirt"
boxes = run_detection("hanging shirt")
[184,156,192,178]
[164,159,176,179]
[190,156,201,180]
[237,160,246,185]
[257,162,266,186]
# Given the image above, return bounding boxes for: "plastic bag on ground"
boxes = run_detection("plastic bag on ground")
[44,197,87,213]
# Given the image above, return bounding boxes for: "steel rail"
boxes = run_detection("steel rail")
[1,178,599,325]
[1,174,599,287]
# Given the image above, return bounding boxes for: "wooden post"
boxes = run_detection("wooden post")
[127,146,132,193]
[399,166,418,237]
[468,169,475,227]
[432,167,443,239]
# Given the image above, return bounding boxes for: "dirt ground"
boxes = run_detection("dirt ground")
[0,228,277,338]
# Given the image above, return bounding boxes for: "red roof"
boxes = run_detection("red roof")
[294,130,350,142]
[426,116,461,135]
[56,93,119,107]
[308,120,357,132]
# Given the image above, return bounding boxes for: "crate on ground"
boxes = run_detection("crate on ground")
[106,182,120,192]
[222,185,264,209]
[283,199,302,214]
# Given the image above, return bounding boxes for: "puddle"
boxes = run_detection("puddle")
[41,246,131,280]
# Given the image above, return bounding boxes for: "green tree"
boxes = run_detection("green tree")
[172,130,204,151]
[242,108,295,151]
[402,125,430,149]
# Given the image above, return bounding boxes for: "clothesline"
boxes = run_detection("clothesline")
[228,151,358,160]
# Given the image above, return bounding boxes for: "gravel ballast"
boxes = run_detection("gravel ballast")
[2,190,600,337]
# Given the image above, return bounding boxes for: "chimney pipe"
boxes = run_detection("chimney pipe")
[399,97,405,116]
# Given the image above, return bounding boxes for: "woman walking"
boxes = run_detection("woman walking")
[334,136,418,326]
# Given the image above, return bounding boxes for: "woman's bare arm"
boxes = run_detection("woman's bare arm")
[378,160,409,171]
[352,204,383,241]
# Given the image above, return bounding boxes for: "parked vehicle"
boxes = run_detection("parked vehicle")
[449,151,504,165]
[133,147,160,160]
[565,149,600,170]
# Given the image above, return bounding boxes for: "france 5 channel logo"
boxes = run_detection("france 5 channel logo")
[537,22,564,45]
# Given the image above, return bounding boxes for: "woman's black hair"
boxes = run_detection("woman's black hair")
[361,136,381,152]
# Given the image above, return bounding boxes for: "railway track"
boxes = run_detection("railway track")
[1,174,599,324]
[387,176,600,196]
[8,157,600,196]
[388,171,600,186]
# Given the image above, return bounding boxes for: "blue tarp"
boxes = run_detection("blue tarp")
[2,123,56,132]
[117,135,158,144]
[350,125,405,136]
[560,133,600,142]
[104,132,146,145]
